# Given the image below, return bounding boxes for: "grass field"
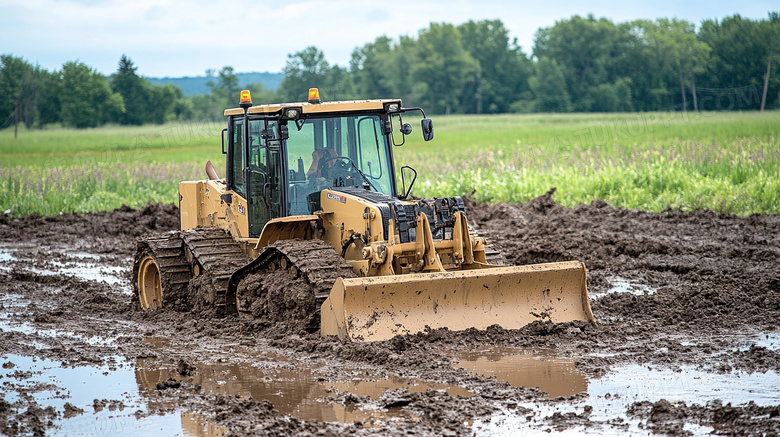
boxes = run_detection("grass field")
[1,110,778,217]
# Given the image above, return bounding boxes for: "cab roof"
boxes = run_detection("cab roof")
[224,99,402,117]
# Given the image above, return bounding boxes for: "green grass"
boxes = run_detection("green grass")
[0,122,224,216]
[398,110,780,215]
[1,111,778,217]
[0,122,224,167]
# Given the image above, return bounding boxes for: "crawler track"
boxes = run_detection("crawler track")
[179,228,250,311]
[134,230,355,327]
[132,232,191,309]
[134,228,250,311]
[231,239,356,328]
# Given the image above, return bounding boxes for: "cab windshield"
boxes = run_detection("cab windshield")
[286,115,394,215]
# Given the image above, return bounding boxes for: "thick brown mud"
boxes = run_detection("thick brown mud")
[1,193,778,436]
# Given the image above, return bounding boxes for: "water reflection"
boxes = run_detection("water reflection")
[182,412,227,437]
[449,348,587,398]
[135,339,472,424]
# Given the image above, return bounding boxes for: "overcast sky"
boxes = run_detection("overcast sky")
[1,0,775,78]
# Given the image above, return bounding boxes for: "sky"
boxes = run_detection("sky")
[1,0,776,78]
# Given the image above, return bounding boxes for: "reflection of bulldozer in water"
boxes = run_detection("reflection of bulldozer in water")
[133,355,424,425]
[133,364,226,437]
[133,88,595,341]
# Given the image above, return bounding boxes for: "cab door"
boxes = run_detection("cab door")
[228,117,246,198]
[247,119,285,236]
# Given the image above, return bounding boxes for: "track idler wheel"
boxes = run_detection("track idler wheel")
[136,253,163,310]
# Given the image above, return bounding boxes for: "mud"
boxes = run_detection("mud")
[1,194,779,436]
[628,399,780,435]
[238,270,321,333]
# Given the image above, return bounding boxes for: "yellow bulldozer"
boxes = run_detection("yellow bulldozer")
[133,88,595,342]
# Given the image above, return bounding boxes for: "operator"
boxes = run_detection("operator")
[307,147,337,178]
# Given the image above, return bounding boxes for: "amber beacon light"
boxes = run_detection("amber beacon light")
[239,90,252,108]
[308,88,321,104]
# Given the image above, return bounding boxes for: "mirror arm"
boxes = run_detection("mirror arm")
[400,165,418,200]
[398,107,427,118]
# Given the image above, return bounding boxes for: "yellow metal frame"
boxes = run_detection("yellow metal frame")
[224,99,401,117]
[179,179,250,239]
[322,261,594,342]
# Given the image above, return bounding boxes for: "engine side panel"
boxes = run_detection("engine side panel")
[178,179,249,239]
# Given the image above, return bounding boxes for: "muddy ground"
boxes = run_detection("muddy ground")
[0,193,778,436]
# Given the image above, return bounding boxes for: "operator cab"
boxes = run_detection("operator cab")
[223,88,433,237]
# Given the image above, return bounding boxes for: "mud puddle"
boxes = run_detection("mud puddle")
[0,243,129,292]
[589,277,657,298]
[681,330,780,350]
[30,262,126,289]
[0,353,222,437]
[454,346,780,435]
[449,348,586,399]
[138,337,472,425]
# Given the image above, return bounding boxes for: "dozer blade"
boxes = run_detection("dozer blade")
[320,261,595,342]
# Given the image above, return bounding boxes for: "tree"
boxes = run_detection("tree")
[111,55,149,125]
[193,66,242,121]
[588,78,634,112]
[60,61,124,128]
[534,15,620,111]
[0,55,35,137]
[611,20,668,111]
[700,14,779,111]
[278,47,331,102]
[411,23,477,114]
[243,82,277,106]
[384,35,420,106]
[326,64,357,101]
[529,57,572,112]
[35,68,62,126]
[277,47,357,102]
[147,84,178,124]
[646,19,710,111]
[207,66,240,107]
[350,36,396,99]
[760,13,780,111]
[458,20,533,113]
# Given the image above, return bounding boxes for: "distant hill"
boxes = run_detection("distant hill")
[147,72,284,96]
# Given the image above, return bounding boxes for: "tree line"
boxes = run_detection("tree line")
[1,13,778,132]
[274,13,779,114]
[0,54,192,133]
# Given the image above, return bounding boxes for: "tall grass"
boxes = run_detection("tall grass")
[0,111,778,217]
[0,163,202,216]
[396,110,780,215]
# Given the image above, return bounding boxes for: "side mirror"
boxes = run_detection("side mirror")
[421,118,434,141]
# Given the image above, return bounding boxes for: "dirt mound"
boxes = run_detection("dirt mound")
[628,399,780,435]
[0,202,179,252]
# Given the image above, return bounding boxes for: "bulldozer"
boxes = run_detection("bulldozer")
[133,88,595,342]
